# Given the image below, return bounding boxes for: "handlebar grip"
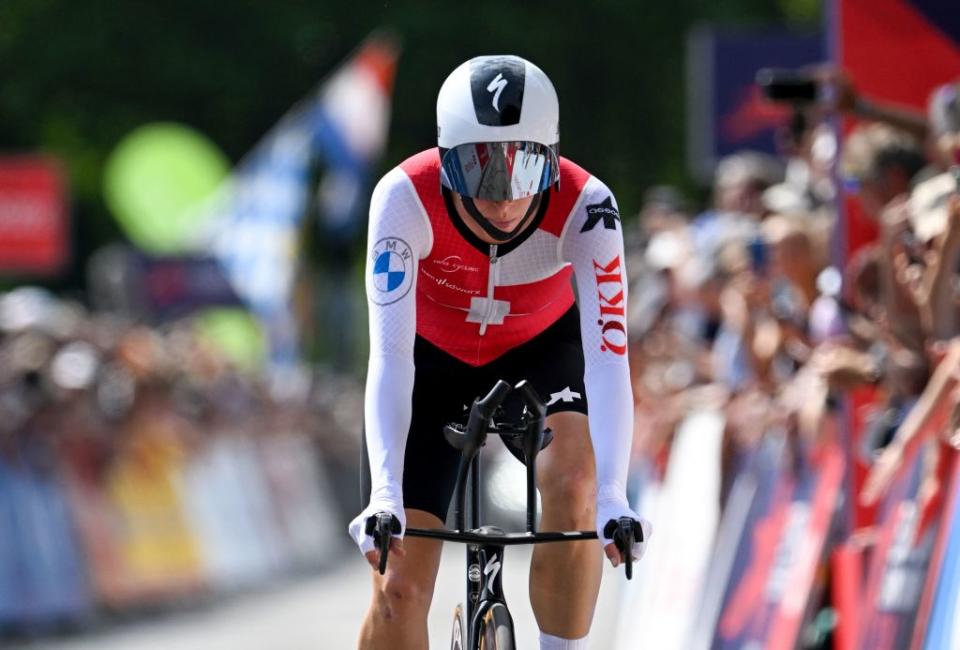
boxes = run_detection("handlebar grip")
[514,380,546,419]
[604,517,642,581]
[463,380,513,454]
[365,513,402,575]
[623,526,634,580]
[475,379,512,418]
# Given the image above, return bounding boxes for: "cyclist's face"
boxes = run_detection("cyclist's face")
[455,195,536,243]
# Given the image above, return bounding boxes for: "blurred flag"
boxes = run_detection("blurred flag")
[204,32,399,377]
[836,0,960,259]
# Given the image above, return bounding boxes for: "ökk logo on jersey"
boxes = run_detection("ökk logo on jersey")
[593,255,627,355]
[370,237,414,305]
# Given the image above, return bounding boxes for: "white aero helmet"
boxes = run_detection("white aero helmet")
[437,55,560,202]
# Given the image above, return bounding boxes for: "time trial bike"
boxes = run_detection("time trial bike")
[366,379,643,649]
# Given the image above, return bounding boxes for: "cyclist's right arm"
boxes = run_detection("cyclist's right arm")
[348,168,433,560]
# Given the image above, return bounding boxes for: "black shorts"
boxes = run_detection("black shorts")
[399,305,588,523]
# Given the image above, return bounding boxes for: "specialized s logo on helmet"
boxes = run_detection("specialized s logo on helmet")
[369,237,414,305]
[487,73,508,112]
[468,57,525,127]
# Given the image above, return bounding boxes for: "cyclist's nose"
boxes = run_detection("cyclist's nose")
[487,201,511,218]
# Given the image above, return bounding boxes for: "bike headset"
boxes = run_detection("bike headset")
[437,54,561,243]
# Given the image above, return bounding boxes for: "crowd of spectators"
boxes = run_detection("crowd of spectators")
[4,63,960,641]
[625,69,960,512]
[0,288,359,632]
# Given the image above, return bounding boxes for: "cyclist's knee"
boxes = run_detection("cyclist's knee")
[372,570,433,621]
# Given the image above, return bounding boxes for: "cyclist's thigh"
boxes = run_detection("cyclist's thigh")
[403,337,487,522]
[538,410,595,483]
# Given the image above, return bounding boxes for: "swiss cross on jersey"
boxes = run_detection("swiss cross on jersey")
[581,196,620,232]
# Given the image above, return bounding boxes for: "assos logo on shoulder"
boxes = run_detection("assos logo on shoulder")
[593,255,627,355]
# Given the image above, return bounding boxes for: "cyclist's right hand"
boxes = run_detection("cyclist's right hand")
[348,502,407,571]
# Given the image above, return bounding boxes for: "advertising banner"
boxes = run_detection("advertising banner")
[710,438,844,649]
[856,446,942,649]
[914,452,960,650]
[686,27,823,182]
[0,157,69,276]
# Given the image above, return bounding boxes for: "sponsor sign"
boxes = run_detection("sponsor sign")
[131,252,243,321]
[686,28,823,181]
[0,157,69,275]
[581,197,620,232]
[913,452,960,650]
[593,255,627,355]
[369,237,414,305]
[711,439,844,649]
[857,448,942,649]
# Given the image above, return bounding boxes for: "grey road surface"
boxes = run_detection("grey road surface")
[23,544,626,650]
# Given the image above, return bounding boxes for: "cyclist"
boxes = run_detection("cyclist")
[349,54,652,650]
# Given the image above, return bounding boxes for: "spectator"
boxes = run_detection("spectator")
[840,123,927,219]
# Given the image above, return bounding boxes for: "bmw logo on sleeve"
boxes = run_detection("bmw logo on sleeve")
[369,237,414,305]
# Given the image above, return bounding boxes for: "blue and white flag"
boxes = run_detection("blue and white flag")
[204,33,399,371]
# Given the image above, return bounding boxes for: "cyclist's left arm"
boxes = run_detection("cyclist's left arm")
[560,178,652,564]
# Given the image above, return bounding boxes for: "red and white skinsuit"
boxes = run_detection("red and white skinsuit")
[356,148,642,552]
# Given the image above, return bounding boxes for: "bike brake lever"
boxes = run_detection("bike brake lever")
[622,521,634,581]
[366,513,401,575]
[604,517,641,581]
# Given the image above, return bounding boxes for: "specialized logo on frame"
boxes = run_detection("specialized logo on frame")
[484,554,501,595]
[369,237,414,305]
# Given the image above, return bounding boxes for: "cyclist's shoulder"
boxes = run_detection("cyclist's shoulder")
[370,157,435,251]
[545,158,617,238]
[397,148,441,177]
[371,149,441,209]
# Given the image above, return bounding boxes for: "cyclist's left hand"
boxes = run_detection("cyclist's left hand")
[596,499,652,567]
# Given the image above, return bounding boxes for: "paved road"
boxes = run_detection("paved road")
[23,545,626,650]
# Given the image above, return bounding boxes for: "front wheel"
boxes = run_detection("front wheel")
[479,603,514,650]
[450,604,465,650]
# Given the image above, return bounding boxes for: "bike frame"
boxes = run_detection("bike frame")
[467,534,511,644]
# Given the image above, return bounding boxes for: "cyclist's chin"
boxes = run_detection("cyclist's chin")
[486,216,523,232]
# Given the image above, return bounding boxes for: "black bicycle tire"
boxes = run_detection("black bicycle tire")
[450,604,466,650]
[478,603,514,650]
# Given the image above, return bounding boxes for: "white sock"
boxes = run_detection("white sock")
[539,631,589,649]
